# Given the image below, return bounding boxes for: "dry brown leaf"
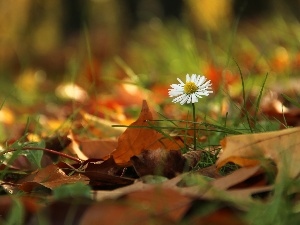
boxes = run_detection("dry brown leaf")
[160,166,269,203]
[58,157,133,189]
[226,185,273,200]
[79,199,174,225]
[18,164,89,192]
[68,132,89,160]
[80,187,192,225]
[111,100,184,166]
[93,181,152,201]
[211,166,263,190]
[69,131,118,160]
[216,127,300,180]
[79,139,118,159]
[196,165,222,179]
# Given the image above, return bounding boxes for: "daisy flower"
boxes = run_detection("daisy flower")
[168,74,213,105]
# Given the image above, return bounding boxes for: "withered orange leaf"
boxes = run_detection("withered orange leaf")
[216,127,300,180]
[111,100,184,166]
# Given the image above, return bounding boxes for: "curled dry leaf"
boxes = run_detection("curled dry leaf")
[111,100,185,166]
[182,150,203,168]
[131,149,185,178]
[131,149,202,178]
[216,127,300,180]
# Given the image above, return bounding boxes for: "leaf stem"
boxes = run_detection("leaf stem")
[192,103,197,151]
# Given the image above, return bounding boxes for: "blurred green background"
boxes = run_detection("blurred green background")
[0,0,299,80]
[0,0,299,141]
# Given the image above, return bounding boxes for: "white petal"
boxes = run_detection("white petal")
[170,84,184,90]
[196,76,206,86]
[195,75,201,85]
[186,95,192,104]
[177,78,185,85]
[169,90,184,97]
[195,92,203,98]
[195,91,208,97]
[191,94,198,103]
[180,95,189,105]
[201,80,212,88]
[172,94,186,103]
[191,74,197,83]
[186,74,191,82]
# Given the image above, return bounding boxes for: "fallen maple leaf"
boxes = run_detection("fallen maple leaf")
[216,127,300,180]
[111,100,184,166]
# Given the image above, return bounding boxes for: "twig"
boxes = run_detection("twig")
[0,147,82,163]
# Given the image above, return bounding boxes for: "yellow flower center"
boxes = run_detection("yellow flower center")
[184,82,198,94]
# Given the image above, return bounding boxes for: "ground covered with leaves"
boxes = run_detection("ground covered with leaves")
[0,7,300,225]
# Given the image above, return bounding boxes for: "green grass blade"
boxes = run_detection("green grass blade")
[234,59,253,132]
[281,94,300,108]
[254,73,268,130]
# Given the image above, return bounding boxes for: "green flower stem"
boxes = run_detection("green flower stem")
[192,103,196,151]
